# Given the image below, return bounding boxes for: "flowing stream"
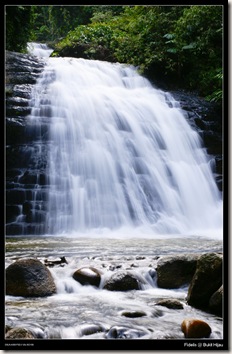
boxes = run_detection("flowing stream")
[5,43,224,342]
[5,236,223,341]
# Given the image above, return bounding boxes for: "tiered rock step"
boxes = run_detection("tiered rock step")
[5,51,51,235]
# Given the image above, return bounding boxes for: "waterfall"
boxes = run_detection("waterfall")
[25,44,223,237]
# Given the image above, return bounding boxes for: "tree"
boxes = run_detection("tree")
[37,6,94,41]
[30,6,50,42]
[5,6,33,52]
[6,5,223,102]
[171,5,223,97]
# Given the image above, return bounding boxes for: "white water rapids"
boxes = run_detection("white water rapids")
[5,236,223,341]
[27,43,222,239]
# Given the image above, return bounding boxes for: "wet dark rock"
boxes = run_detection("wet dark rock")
[6,51,44,109]
[6,205,21,223]
[181,318,212,338]
[80,323,106,336]
[44,256,68,268]
[121,310,147,318]
[135,256,146,260]
[73,267,102,287]
[130,263,139,268]
[156,254,199,289]
[5,325,12,333]
[151,308,164,317]
[186,252,222,313]
[5,327,36,339]
[155,299,184,309]
[209,285,223,317]
[103,271,140,291]
[6,258,56,297]
[106,325,150,339]
[6,51,50,236]
[169,90,222,191]
[108,264,122,271]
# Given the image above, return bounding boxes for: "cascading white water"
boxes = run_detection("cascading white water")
[27,45,222,238]
[27,42,53,58]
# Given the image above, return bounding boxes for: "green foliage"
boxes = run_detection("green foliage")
[205,69,223,103]
[47,6,94,40]
[171,5,223,97]
[55,23,114,51]
[5,6,33,52]
[5,5,223,102]
[90,6,124,23]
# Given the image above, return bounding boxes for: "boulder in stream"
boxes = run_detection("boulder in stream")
[155,298,184,309]
[186,252,222,312]
[156,254,199,288]
[6,258,56,297]
[103,271,140,291]
[181,318,212,338]
[209,285,223,317]
[72,267,102,287]
[5,327,36,339]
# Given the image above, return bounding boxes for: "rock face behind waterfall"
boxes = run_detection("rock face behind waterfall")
[6,51,48,235]
[169,90,222,191]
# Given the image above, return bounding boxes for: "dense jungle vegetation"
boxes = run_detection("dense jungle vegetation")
[5,5,223,102]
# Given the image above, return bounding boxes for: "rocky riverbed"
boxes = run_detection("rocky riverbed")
[4,236,225,349]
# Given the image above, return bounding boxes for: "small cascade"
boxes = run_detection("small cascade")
[27,42,53,58]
